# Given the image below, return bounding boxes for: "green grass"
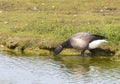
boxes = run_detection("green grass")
[0,0,120,56]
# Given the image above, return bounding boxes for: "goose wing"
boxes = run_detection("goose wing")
[69,32,106,49]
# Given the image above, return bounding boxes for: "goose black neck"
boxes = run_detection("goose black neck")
[53,40,72,56]
[61,39,72,48]
[53,45,63,56]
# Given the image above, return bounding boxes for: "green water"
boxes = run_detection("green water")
[0,51,120,84]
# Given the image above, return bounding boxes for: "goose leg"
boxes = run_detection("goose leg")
[81,48,86,56]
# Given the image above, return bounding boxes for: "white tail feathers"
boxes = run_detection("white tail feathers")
[89,39,108,49]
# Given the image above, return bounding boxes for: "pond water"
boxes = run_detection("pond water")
[0,51,120,84]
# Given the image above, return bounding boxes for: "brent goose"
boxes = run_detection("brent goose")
[53,32,107,56]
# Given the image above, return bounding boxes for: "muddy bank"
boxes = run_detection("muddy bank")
[0,37,118,57]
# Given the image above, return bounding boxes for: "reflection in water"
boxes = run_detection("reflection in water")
[0,52,120,84]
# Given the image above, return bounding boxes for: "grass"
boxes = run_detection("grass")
[0,0,120,56]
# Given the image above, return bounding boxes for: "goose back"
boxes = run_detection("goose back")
[69,32,105,49]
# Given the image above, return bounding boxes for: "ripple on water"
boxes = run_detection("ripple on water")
[0,54,72,84]
[0,53,120,84]
[74,66,120,84]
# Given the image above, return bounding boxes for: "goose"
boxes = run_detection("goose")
[53,32,107,56]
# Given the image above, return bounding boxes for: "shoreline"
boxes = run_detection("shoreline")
[0,41,118,57]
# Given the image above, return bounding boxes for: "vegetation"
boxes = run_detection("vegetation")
[0,0,120,56]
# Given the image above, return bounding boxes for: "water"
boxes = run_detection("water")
[0,52,120,84]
